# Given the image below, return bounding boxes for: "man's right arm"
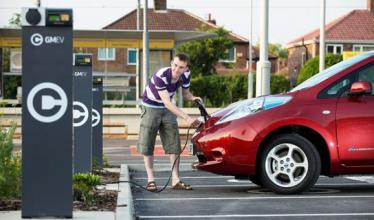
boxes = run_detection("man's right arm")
[158,90,199,127]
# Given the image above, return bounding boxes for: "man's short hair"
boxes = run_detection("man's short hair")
[174,53,189,65]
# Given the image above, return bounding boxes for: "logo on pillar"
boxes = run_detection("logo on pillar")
[27,82,68,123]
[31,33,43,46]
[92,108,101,127]
[73,101,89,127]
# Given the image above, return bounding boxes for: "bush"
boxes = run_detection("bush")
[297,54,343,84]
[189,73,290,107]
[73,173,101,205]
[4,76,21,99]
[0,122,21,199]
[92,153,109,170]
[271,74,290,94]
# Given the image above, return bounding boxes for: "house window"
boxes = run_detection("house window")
[98,48,115,61]
[221,47,236,63]
[326,44,343,54]
[127,48,137,65]
[301,52,306,66]
[353,45,374,52]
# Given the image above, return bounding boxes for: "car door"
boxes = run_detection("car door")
[336,63,374,166]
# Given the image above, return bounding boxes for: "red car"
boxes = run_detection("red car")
[191,51,374,194]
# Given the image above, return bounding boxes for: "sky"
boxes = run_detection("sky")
[0,0,368,46]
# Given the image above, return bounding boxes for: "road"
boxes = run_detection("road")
[103,138,374,220]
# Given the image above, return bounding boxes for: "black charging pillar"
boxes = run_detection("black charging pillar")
[73,54,93,173]
[92,77,103,168]
[0,48,3,98]
[92,77,103,167]
[21,8,73,218]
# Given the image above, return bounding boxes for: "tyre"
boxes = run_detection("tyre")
[249,175,263,187]
[259,134,321,194]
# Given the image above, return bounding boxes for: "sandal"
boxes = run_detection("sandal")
[146,181,157,192]
[171,181,192,190]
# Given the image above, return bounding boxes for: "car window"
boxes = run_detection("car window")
[327,78,351,95]
[357,64,374,95]
[318,74,354,98]
[291,51,374,92]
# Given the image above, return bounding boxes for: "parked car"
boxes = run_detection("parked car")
[191,51,374,194]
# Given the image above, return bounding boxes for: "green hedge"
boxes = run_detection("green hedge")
[297,54,343,84]
[188,74,290,107]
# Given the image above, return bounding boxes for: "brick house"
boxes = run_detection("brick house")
[286,0,374,86]
[85,0,278,104]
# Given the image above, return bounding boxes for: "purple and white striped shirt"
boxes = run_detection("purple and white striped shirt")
[141,67,191,108]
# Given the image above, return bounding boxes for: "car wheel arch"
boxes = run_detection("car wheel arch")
[256,125,331,176]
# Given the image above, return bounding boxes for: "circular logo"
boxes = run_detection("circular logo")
[31,33,43,46]
[27,82,68,123]
[73,101,89,127]
[92,108,101,127]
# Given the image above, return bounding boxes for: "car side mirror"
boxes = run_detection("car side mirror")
[348,81,372,96]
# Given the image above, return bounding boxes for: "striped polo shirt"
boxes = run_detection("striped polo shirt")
[141,67,191,108]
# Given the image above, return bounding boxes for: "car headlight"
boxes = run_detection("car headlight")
[216,96,292,125]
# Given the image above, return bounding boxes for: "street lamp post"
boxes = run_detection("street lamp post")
[256,0,271,97]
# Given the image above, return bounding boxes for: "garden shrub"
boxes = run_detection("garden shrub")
[0,122,21,199]
[73,173,101,205]
[189,73,290,107]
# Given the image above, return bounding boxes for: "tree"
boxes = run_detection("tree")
[176,26,233,77]
[8,13,21,27]
[256,42,288,59]
[2,13,21,99]
[268,43,288,59]
[297,54,342,84]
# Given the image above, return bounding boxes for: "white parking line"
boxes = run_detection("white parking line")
[133,176,233,180]
[345,176,374,184]
[136,195,374,201]
[125,163,194,165]
[133,182,372,189]
[138,213,374,219]
[184,182,373,187]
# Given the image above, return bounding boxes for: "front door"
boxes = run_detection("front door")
[336,63,374,166]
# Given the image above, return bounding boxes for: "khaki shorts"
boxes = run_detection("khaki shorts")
[137,105,181,156]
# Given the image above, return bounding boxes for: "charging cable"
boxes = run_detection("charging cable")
[104,126,193,193]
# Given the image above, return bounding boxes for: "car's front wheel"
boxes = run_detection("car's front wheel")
[259,134,321,194]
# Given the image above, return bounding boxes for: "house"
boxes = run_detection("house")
[286,0,374,86]
[85,0,278,105]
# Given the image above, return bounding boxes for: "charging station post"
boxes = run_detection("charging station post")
[92,77,103,168]
[73,53,93,173]
[0,48,3,98]
[21,8,73,218]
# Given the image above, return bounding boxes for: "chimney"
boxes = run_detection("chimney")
[207,13,216,25]
[154,0,167,11]
[368,0,374,14]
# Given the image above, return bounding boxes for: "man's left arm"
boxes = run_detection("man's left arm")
[182,88,201,102]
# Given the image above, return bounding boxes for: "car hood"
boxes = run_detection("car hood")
[203,94,292,128]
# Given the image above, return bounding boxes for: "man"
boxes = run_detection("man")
[137,53,201,191]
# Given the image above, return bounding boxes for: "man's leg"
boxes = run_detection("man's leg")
[137,106,161,184]
[169,154,180,186]
[159,109,183,186]
[144,155,155,183]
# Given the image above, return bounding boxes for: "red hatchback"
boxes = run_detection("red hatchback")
[191,51,374,194]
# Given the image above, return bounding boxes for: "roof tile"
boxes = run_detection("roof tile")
[288,10,374,45]
[103,9,248,43]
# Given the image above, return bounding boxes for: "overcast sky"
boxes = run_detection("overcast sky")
[0,0,368,45]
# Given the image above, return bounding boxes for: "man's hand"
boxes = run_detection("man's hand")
[186,116,200,128]
[191,96,202,103]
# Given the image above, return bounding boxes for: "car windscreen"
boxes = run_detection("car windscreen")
[291,51,374,92]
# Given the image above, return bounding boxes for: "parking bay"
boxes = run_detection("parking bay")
[131,169,374,220]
